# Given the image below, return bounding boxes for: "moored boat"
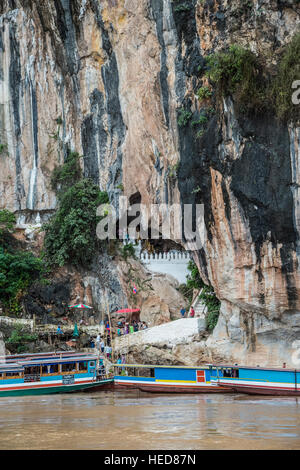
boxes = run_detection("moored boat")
[0,352,113,397]
[209,364,300,396]
[113,363,232,393]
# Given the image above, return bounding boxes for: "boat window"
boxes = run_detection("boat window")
[49,364,59,374]
[222,368,239,378]
[41,365,50,375]
[137,368,154,378]
[126,367,135,376]
[121,367,155,378]
[90,362,95,368]
[79,362,88,371]
[5,372,21,377]
[24,366,40,375]
[61,362,77,373]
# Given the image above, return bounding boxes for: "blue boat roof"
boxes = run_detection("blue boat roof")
[112,363,210,370]
[207,363,300,373]
[0,363,24,373]
[19,355,98,366]
[0,351,89,362]
[0,354,99,371]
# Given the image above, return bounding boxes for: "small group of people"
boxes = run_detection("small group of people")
[180,306,195,318]
[79,317,89,327]
[116,355,127,374]
[115,320,148,337]
[95,334,113,359]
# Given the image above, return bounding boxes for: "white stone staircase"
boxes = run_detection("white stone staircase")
[189,289,207,319]
[121,238,192,284]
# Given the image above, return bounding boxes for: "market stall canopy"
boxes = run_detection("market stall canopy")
[112,309,140,314]
[111,308,141,323]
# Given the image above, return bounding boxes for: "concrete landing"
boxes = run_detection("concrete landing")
[114,318,206,351]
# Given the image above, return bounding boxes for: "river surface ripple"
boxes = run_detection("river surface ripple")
[0,391,299,450]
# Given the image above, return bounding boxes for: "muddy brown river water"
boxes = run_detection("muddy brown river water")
[0,390,299,450]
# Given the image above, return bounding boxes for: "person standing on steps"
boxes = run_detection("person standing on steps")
[57,325,63,335]
[190,306,195,318]
[95,334,101,350]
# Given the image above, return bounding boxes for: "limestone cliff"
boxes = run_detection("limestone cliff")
[1,0,300,366]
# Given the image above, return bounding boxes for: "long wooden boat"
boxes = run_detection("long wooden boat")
[113,364,231,393]
[209,364,300,396]
[0,352,113,397]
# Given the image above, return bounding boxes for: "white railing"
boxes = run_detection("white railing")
[0,316,34,332]
[141,251,192,262]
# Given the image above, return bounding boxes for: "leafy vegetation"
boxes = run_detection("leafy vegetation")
[116,183,124,192]
[45,151,109,268]
[55,116,63,126]
[178,108,193,127]
[196,86,212,101]
[205,44,267,114]
[204,33,300,122]
[171,0,194,13]
[168,162,180,180]
[0,143,8,155]
[192,114,208,126]
[44,179,109,268]
[179,260,220,332]
[0,210,44,315]
[0,250,44,306]
[191,108,214,140]
[273,33,300,122]
[200,286,221,332]
[6,324,38,354]
[178,260,203,304]
[120,243,137,261]
[0,210,16,242]
[51,151,82,194]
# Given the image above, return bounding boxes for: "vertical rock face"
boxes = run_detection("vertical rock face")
[1,0,300,365]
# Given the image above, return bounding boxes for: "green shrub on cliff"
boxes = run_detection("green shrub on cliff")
[204,33,300,122]
[199,286,221,332]
[205,44,267,113]
[51,151,82,194]
[120,243,136,261]
[274,33,300,122]
[0,209,44,314]
[181,260,220,331]
[0,143,8,155]
[45,149,109,268]
[0,209,43,314]
[6,324,38,354]
[178,108,193,127]
[0,209,16,243]
[0,248,44,313]
[196,86,212,101]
